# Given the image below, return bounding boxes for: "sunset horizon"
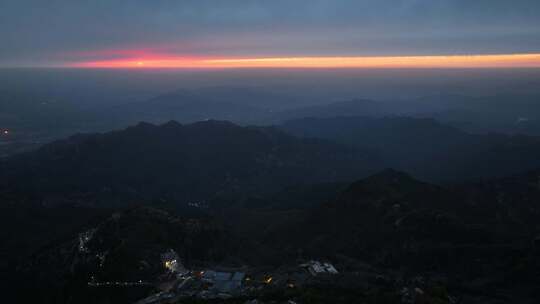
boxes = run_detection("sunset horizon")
[64,53,540,69]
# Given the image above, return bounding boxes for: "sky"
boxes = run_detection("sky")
[1,0,540,68]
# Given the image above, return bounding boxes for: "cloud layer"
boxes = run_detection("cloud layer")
[1,0,539,66]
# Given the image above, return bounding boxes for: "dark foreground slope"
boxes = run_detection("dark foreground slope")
[288,170,519,259]
[11,206,239,304]
[262,169,540,303]
[9,169,540,304]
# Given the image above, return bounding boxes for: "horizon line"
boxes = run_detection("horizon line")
[5,53,540,69]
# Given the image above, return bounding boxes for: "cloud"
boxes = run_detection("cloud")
[1,0,539,66]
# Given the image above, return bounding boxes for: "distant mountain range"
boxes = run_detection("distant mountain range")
[98,89,268,128]
[5,116,540,203]
[281,116,540,181]
[3,87,540,151]
[108,90,540,135]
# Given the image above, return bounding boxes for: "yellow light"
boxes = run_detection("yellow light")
[70,53,540,69]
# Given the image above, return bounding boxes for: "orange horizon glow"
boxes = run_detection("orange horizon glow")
[67,53,540,69]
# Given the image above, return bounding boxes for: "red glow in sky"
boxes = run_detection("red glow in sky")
[65,52,540,69]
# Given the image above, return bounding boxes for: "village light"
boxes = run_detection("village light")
[164,259,178,271]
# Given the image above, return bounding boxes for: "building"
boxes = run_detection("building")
[202,270,245,293]
[300,260,339,276]
[161,249,185,274]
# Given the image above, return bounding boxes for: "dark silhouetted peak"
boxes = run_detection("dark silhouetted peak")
[129,121,157,131]
[337,168,439,205]
[136,121,155,128]
[278,98,387,120]
[1,120,381,203]
[189,119,238,129]
[183,120,249,137]
[346,168,422,191]
[363,168,417,184]
[121,121,160,137]
[160,120,183,129]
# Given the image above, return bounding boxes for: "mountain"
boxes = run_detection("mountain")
[290,170,479,259]
[276,98,388,122]
[189,86,299,110]
[273,93,540,135]
[11,206,238,304]
[5,115,540,303]
[0,120,381,205]
[98,89,269,128]
[4,166,540,303]
[263,169,540,302]
[100,92,389,129]
[454,168,540,236]
[409,93,540,135]
[281,116,540,181]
